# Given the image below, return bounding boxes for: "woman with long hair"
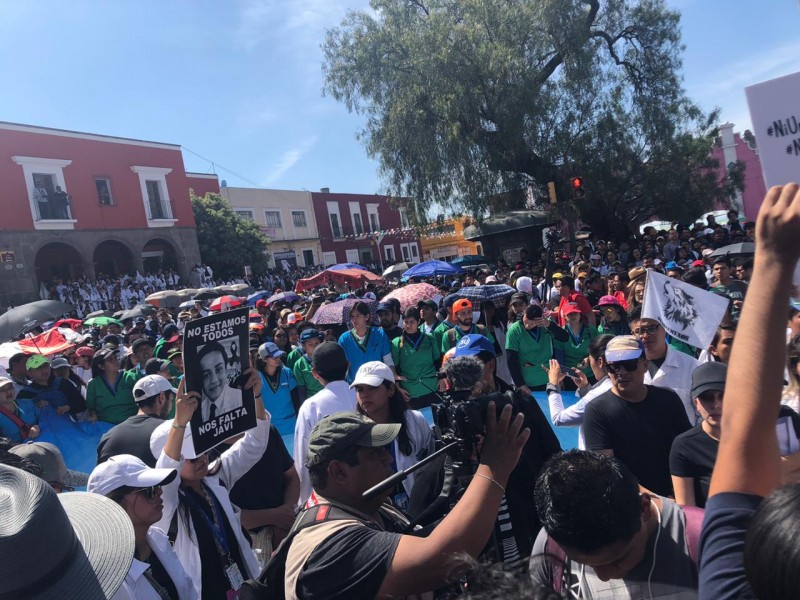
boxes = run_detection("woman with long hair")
[337,301,395,383]
[556,303,598,385]
[86,346,138,424]
[352,361,433,509]
[271,326,292,355]
[152,375,269,599]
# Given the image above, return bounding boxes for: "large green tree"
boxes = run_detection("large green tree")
[323,0,743,239]
[191,191,270,278]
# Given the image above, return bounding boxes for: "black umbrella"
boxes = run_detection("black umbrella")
[119,304,157,321]
[710,242,755,257]
[194,288,221,301]
[85,309,113,319]
[0,300,76,341]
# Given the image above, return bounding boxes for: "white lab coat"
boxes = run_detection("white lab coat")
[393,409,434,496]
[112,527,197,600]
[644,344,699,424]
[155,417,270,598]
[293,380,357,506]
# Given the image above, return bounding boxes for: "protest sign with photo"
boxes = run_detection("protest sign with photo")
[642,270,729,350]
[183,307,255,455]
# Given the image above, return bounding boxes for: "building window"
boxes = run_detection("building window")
[399,207,410,228]
[369,213,379,232]
[95,177,114,206]
[264,211,282,228]
[410,243,419,260]
[302,249,315,267]
[235,209,254,221]
[292,210,307,227]
[385,246,395,262]
[12,156,75,230]
[401,244,410,261]
[353,213,363,235]
[327,201,343,239]
[131,166,175,227]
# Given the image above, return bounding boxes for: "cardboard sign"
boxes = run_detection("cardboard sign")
[183,307,255,455]
[745,71,800,188]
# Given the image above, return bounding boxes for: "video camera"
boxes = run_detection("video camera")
[431,389,518,478]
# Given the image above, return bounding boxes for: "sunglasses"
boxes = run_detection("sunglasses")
[606,359,641,374]
[632,325,660,336]
[132,485,162,500]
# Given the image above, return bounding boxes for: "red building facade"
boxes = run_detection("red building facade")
[310,190,421,266]
[0,122,203,305]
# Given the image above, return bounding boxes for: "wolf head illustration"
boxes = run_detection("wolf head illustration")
[662,281,698,331]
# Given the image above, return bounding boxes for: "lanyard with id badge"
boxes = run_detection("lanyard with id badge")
[182,484,245,598]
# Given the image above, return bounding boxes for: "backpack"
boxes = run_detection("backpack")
[544,504,704,595]
[239,503,375,600]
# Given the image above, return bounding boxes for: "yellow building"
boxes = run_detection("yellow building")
[419,217,481,261]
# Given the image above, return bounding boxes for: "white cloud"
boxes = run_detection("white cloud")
[263,136,318,184]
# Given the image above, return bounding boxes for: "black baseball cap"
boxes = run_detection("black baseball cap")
[144,357,170,375]
[691,362,727,398]
[131,338,154,352]
[305,412,401,468]
[312,341,347,373]
[417,299,438,310]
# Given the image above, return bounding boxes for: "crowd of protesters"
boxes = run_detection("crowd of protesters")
[4,194,800,599]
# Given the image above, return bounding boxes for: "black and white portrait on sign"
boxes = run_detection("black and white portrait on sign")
[183,307,255,455]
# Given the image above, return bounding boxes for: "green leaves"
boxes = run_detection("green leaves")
[323,0,740,238]
[190,191,270,279]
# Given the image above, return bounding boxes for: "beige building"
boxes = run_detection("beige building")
[221,185,322,268]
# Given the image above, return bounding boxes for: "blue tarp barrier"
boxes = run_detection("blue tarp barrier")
[35,407,114,481]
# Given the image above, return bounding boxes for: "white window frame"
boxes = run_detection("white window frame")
[12,156,75,230]
[345,249,360,263]
[322,251,337,266]
[264,210,282,228]
[409,242,419,261]
[291,210,308,228]
[349,201,363,235]
[366,203,380,232]
[234,208,255,221]
[384,245,395,262]
[130,166,176,227]
[95,176,114,206]
[327,201,343,240]
[398,207,410,228]
[400,243,411,261]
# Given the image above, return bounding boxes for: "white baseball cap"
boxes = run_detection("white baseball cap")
[133,375,177,402]
[150,418,196,460]
[349,361,395,388]
[88,454,177,497]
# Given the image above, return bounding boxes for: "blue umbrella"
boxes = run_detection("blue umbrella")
[246,291,270,306]
[328,263,366,271]
[402,260,465,278]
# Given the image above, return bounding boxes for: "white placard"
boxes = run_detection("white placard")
[745,71,800,188]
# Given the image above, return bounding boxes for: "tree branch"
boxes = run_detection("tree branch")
[591,30,642,86]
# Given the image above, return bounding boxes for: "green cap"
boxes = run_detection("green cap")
[26,354,50,370]
[305,412,401,469]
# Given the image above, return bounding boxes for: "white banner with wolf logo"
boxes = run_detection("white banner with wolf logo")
[642,270,729,350]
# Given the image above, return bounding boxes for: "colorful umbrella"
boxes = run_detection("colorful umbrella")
[309,299,378,326]
[208,295,245,311]
[402,260,465,278]
[382,283,441,312]
[267,291,303,305]
[296,268,383,293]
[83,316,124,328]
[0,300,76,341]
[247,291,270,306]
[329,263,367,271]
[458,284,517,308]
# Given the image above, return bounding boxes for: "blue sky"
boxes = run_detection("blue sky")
[1,1,799,194]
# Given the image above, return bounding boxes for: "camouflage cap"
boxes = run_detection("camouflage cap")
[305,412,401,469]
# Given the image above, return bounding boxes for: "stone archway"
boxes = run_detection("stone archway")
[142,237,178,273]
[35,242,85,283]
[93,240,135,277]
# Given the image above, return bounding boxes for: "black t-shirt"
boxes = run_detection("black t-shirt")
[382,325,404,341]
[583,385,692,497]
[229,425,293,513]
[97,413,165,467]
[297,525,401,600]
[669,424,718,508]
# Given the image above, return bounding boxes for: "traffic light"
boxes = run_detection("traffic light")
[570,177,586,200]
[547,181,558,204]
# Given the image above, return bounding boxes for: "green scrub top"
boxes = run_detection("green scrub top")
[391,332,440,399]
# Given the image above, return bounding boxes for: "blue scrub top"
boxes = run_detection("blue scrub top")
[259,367,298,436]
[338,327,391,382]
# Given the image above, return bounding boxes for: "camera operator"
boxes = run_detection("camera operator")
[413,347,561,567]
[283,406,530,599]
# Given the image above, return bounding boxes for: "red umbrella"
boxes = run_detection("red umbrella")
[296,268,383,293]
[382,283,440,312]
[208,295,245,311]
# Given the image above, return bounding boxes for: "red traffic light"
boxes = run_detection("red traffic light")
[571,177,583,188]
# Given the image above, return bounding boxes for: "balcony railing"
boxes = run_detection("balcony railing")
[32,194,74,221]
